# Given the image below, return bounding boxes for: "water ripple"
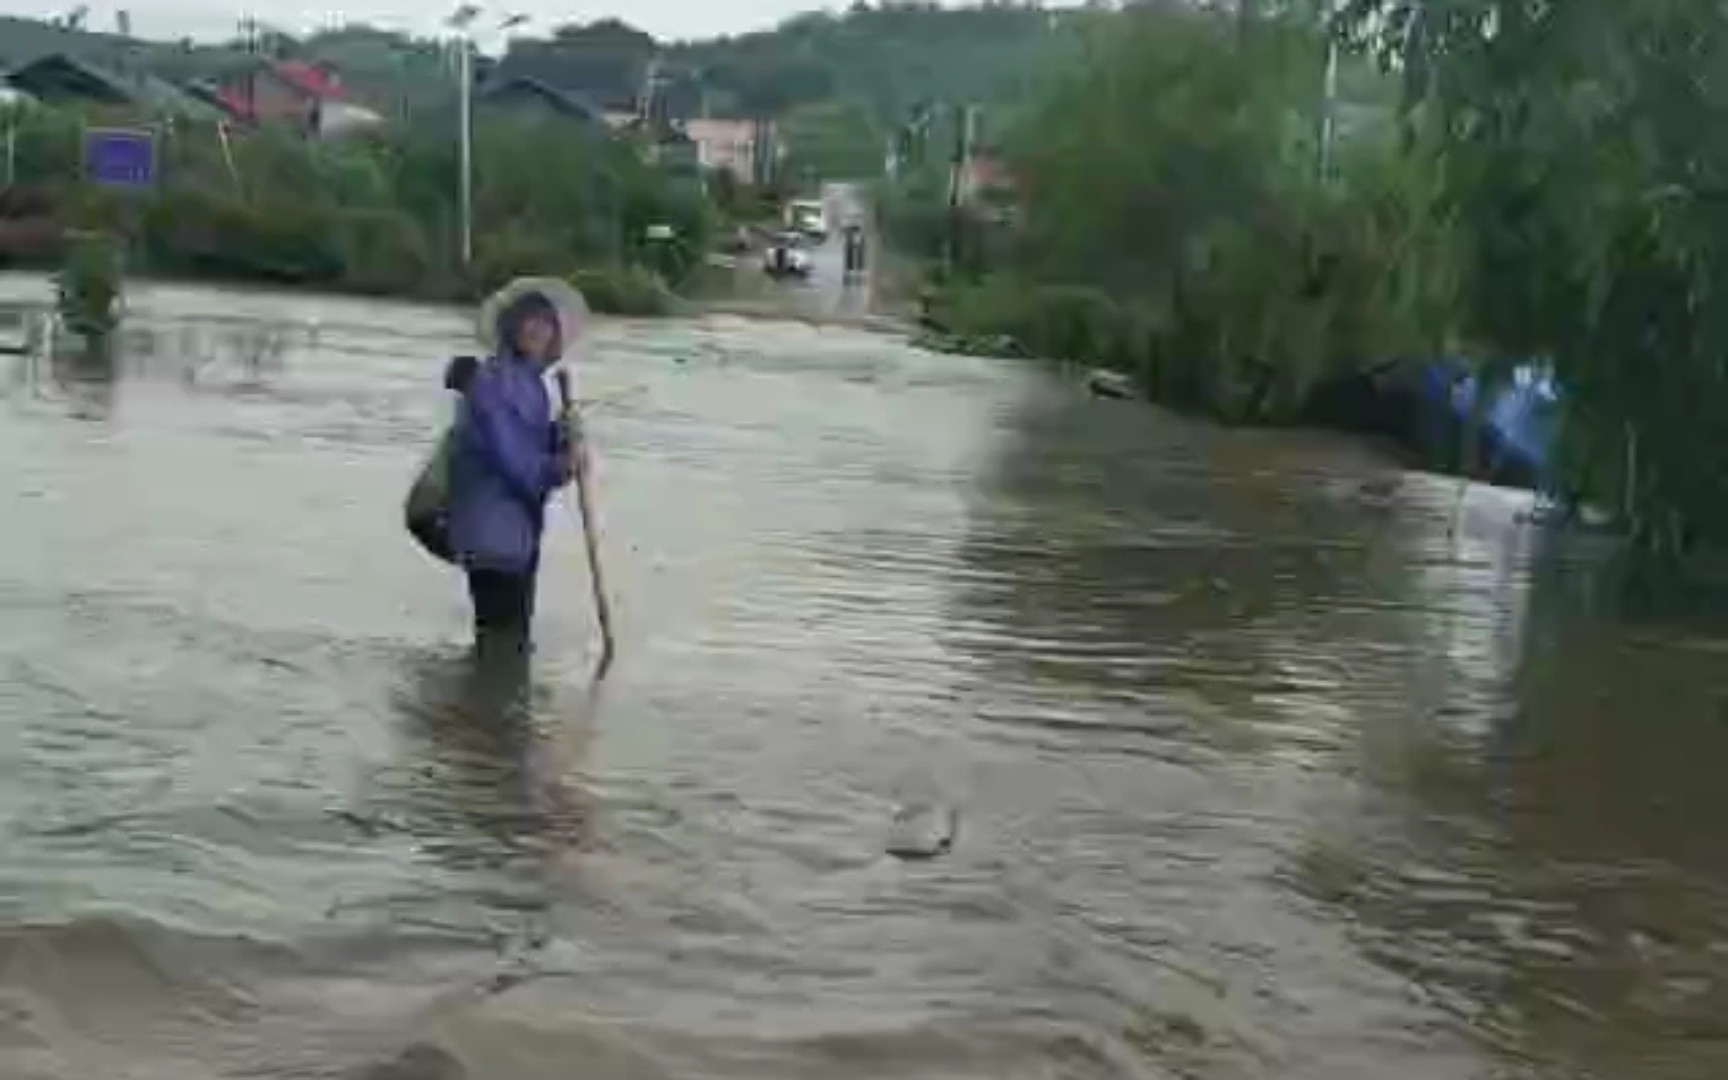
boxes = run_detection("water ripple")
[3,274,1728,1079]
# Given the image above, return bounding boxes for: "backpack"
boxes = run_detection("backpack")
[404,355,480,565]
[404,423,459,563]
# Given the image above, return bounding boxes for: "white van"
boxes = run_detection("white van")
[785,199,828,242]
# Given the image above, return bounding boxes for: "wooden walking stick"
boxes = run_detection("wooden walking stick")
[555,368,615,674]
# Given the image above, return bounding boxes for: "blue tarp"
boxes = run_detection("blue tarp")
[1410,359,1559,490]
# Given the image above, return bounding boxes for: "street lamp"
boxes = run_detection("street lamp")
[447,6,528,272]
[447,5,479,270]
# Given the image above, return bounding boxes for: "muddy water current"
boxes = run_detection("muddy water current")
[1,276,1726,1079]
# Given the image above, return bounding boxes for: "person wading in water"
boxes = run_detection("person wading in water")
[446,288,588,655]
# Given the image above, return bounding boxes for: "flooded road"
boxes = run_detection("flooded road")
[2,274,1727,1080]
[707,181,879,326]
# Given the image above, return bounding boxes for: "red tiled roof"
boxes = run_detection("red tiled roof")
[215,86,247,117]
[213,61,346,122]
[273,61,345,101]
[215,85,306,122]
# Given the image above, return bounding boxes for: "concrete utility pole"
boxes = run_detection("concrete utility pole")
[447,5,479,270]
[448,6,529,270]
[945,103,977,274]
[459,36,475,269]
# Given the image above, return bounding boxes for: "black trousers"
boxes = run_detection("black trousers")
[466,565,539,649]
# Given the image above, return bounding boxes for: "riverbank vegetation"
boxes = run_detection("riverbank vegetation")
[1346,0,1728,555]
[904,5,1436,425]
[898,0,1728,557]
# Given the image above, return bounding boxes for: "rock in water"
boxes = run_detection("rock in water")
[1087,368,1134,400]
[886,802,958,860]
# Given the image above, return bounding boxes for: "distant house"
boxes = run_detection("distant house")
[491,36,703,125]
[493,48,644,118]
[600,114,778,183]
[476,75,607,129]
[214,59,384,137]
[180,78,230,116]
[0,15,139,73]
[684,118,780,183]
[215,60,329,123]
[5,53,223,122]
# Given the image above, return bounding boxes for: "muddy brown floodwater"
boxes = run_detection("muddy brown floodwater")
[2,274,1728,1080]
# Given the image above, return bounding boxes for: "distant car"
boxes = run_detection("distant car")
[762,233,812,279]
[785,199,828,242]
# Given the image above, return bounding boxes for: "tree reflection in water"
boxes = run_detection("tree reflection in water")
[1289,520,1728,1078]
[940,375,1728,1077]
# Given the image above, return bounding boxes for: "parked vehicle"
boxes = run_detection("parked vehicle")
[0,304,33,355]
[784,199,828,242]
[762,232,813,279]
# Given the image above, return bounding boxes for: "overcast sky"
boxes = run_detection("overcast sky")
[0,0,831,45]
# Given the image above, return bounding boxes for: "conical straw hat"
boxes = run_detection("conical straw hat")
[475,276,590,361]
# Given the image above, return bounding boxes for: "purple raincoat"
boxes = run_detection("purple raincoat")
[447,350,566,574]
[446,284,588,575]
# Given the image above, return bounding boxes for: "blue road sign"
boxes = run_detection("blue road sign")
[84,127,155,188]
